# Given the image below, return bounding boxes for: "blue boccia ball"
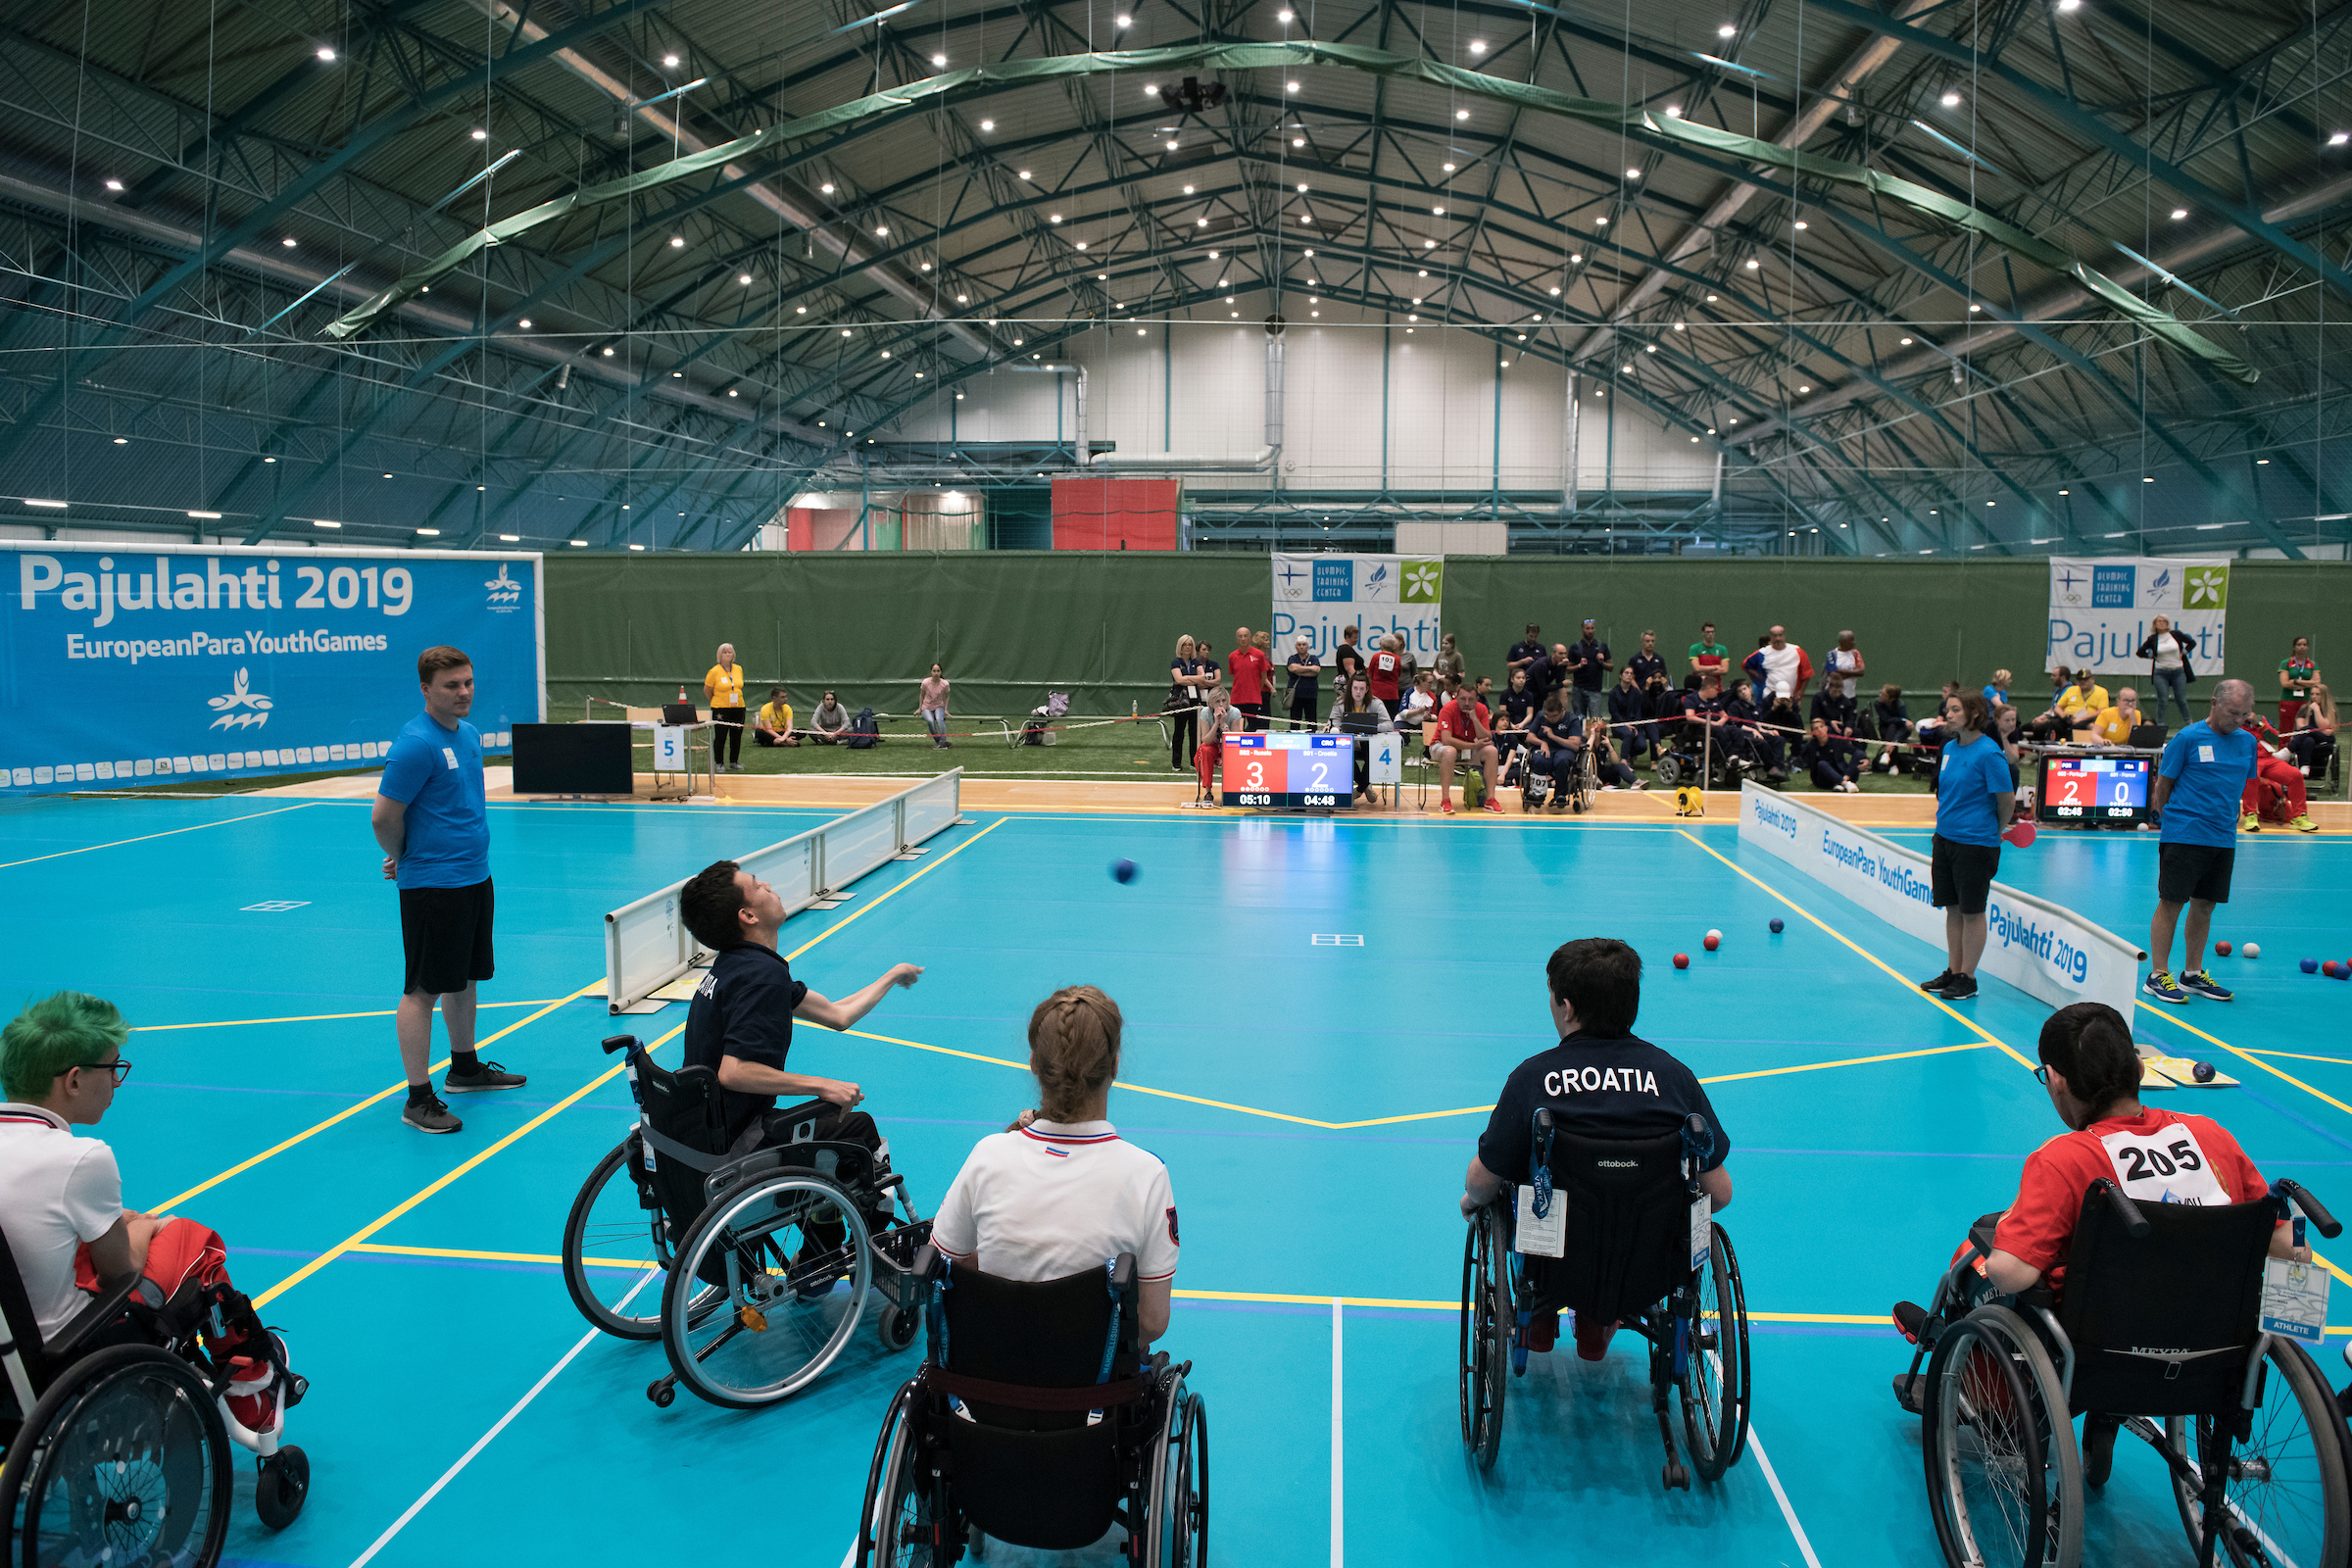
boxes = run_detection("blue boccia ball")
[1111,858,1139,885]
[2304,957,2322,975]
[1768,917,1785,934]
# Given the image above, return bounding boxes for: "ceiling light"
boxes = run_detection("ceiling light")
[956,294,968,303]
[471,127,488,140]
[1797,384,1809,392]
[2144,475,2155,482]
[1289,81,1301,92]
[497,533,521,542]
[931,52,947,67]
[628,543,645,551]
[104,178,122,191]
[24,498,67,509]
[2056,0,2080,11]
[1294,136,1306,147]
[2171,208,2188,220]
[2059,488,2072,494]
[669,235,685,247]
[1455,109,1469,120]
[516,318,532,328]
[1116,12,1132,24]
[568,539,587,547]
[1424,239,1437,248]
[1744,258,1759,269]
[821,181,837,193]
[1706,292,1717,301]
[112,437,127,445]
[1627,168,1642,178]
[313,519,341,528]
[317,45,336,60]
[188,510,221,518]
[2258,458,2272,465]
[1940,91,1961,107]
[1183,184,1195,194]
[1968,303,1982,312]
[1198,218,1209,226]
[1278,8,1295,20]
[662,53,680,67]
[1718,23,1737,36]
[1140,327,1149,334]
[1298,182,1308,192]
[1550,285,1562,295]
[281,236,297,248]
[2334,132,2351,147]
[1793,220,1807,230]
[1469,38,1486,53]
[1168,139,1181,151]
[1665,105,1681,118]
[1075,240,1089,249]
[980,119,995,131]
[1595,217,1607,224]
[1572,255,1584,264]
[1208,250,1219,258]
[1900,335,1913,344]
[880,349,891,358]
[264,456,274,462]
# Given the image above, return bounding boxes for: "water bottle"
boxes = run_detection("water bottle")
[1131,700,1138,718]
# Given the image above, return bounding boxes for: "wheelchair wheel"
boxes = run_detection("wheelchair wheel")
[1457,1204,1510,1470]
[254,1443,310,1530]
[860,1382,938,1568]
[1654,753,1682,789]
[877,1303,921,1353]
[2164,1335,2351,1568]
[1922,1304,2082,1568]
[0,1343,231,1568]
[1679,1222,1750,1482]
[662,1167,872,1408]
[563,1132,680,1340]
[1146,1378,1208,1568]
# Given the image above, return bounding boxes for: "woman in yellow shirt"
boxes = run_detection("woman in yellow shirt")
[704,643,747,772]
[2090,687,2143,747]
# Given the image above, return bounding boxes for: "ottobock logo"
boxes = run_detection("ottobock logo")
[207,667,272,730]
[484,562,522,610]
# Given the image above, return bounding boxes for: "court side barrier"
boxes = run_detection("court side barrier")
[1736,783,2144,1016]
[603,769,964,1013]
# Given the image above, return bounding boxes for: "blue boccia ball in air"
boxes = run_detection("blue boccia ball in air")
[1768,917,1785,934]
[1111,858,1139,885]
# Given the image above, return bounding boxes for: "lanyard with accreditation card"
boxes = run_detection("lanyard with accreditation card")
[2261,1215,2330,1347]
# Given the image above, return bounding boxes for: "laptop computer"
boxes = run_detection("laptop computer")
[2128,723,2168,748]
[662,702,700,724]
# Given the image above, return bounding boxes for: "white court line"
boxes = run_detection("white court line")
[1331,1297,1345,1568]
[348,1273,656,1568]
[1745,1423,1825,1568]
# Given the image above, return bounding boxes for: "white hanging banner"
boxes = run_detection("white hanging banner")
[1271,554,1443,665]
[1737,785,2143,1016]
[2046,556,2229,677]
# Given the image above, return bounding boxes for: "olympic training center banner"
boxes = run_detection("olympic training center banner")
[3,543,544,796]
[2047,555,2228,678]
[1736,785,2143,1017]
[1271,553,1444,662]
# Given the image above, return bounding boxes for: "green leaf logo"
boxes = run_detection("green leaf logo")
[1402,561,1444,603]
[2183,565,2229,609]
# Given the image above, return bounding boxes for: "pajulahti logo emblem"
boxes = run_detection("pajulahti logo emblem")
[208,667,272,730]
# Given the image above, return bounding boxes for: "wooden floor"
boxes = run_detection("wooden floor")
[247,765,2352,832]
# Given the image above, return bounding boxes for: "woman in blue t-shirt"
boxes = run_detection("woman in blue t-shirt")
[1921,692,2018,1002]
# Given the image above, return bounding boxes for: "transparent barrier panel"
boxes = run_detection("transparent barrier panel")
[821,801,900,890]
[904,772,960,842]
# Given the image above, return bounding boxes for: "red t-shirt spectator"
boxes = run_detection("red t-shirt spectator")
[1437,698,1490,744]
[1992,1106,2274,1295]
[1227,645,1271,706]
[1368,650,1401,704]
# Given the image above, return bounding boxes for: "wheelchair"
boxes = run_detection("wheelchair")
[2,1231,310,1568]
[561,1033,933,1410]
[857,1248,1206,1566]
[1459,1110,1752,1489]
[1650,721,1751,792]
[1905,1177,2352,1568]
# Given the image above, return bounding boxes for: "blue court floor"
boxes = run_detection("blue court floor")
[3,792,2349,1568]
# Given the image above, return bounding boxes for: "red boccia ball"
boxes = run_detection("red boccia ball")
[2215,941,2232,957]
[1673,953,1690,970]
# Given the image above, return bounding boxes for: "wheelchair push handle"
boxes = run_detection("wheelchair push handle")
[2092,1177,2152,1239]
[602,1034,640,1056]
[2276,1179,2344,1240]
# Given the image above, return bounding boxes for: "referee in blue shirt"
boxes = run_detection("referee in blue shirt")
[2145,679,2261,1005]
[372,646,525,1134]
[1920,691,2017,1002]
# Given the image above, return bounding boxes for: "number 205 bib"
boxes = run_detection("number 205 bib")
[2096,1123,2230,1205]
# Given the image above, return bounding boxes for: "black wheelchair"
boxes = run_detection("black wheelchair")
[858,1248,1206,1566]
[1459,1110,1752,1488]
[1651,720,1750,792]
[561,1033,933,1410]
[1905,1177,2352,1568]
[2,1231,310,1567]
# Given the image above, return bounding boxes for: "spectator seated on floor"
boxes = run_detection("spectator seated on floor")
[1870,684,1913,773]
[810,691,852,745]
[753,687,800,749]
[1796,717,1864,794]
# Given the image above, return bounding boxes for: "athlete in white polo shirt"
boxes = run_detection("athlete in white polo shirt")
[931,987,1180,1344]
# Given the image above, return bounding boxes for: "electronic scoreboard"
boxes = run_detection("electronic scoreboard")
[1220,732,1354,809]
[2035,752,2154,827]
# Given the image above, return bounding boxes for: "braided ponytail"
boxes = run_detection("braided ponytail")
[1029,985,1123,1122]
[2037,1002,2143,1119]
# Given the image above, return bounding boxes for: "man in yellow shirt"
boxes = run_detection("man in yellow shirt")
[704,643,747,773]
[2089,687,2143,747]
[2027,667,2109,742]
[753,686,798,749]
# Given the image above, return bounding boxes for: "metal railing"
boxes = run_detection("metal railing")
[602,769,963,1013]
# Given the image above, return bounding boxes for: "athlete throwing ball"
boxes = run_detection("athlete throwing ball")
[373,646,525,1134]
[2145,679,2261,1005]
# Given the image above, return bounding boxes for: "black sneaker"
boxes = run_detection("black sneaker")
[1919,970,1956,994]
[1942,974,1980,1001]
[444,1058,527,1094]
[403,1093,462,1134]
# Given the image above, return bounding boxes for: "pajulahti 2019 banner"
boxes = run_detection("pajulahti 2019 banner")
[1270,554,1444,662]
[3,543,544,795]
[2046,555,2228,677]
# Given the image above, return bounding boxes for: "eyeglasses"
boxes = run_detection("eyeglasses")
[2033,1064,2050,1085]
[71,1058,132,1086]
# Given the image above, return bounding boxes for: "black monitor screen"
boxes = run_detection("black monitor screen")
[513,722,633,796]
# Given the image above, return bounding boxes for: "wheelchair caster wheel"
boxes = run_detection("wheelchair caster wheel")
[1663,1461,1689,1491]
[878,1303,920,1352]
[254,1445,310,1531]
[648,1378,677,1408]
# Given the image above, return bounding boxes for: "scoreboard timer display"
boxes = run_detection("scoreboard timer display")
[2036,753,2153,826]
[1221,732,1354,809]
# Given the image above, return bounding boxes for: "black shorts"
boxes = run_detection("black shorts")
[2159,842,2235,905]
[400,877,495,996]
[1930,835,2000,914]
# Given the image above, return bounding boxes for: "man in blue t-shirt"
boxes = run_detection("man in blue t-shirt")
[1461,938,1734,1361]
[372,646,524,1134]
[2145,679,2261,1005]
[1920,691,2017,1002]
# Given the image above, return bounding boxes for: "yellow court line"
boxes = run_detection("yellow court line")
[130,999,566,1033]
[252,1022,686,1308]
[2134,1003,2352,1120]
[0,801,320,870]
[1697,1041,1996,1086]
[1675,828,2036,1071]
[784,815,1008,961]
[2238,1048,2352,1070]
[2316,1250,2352,1291]
[150,980,605,1215]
